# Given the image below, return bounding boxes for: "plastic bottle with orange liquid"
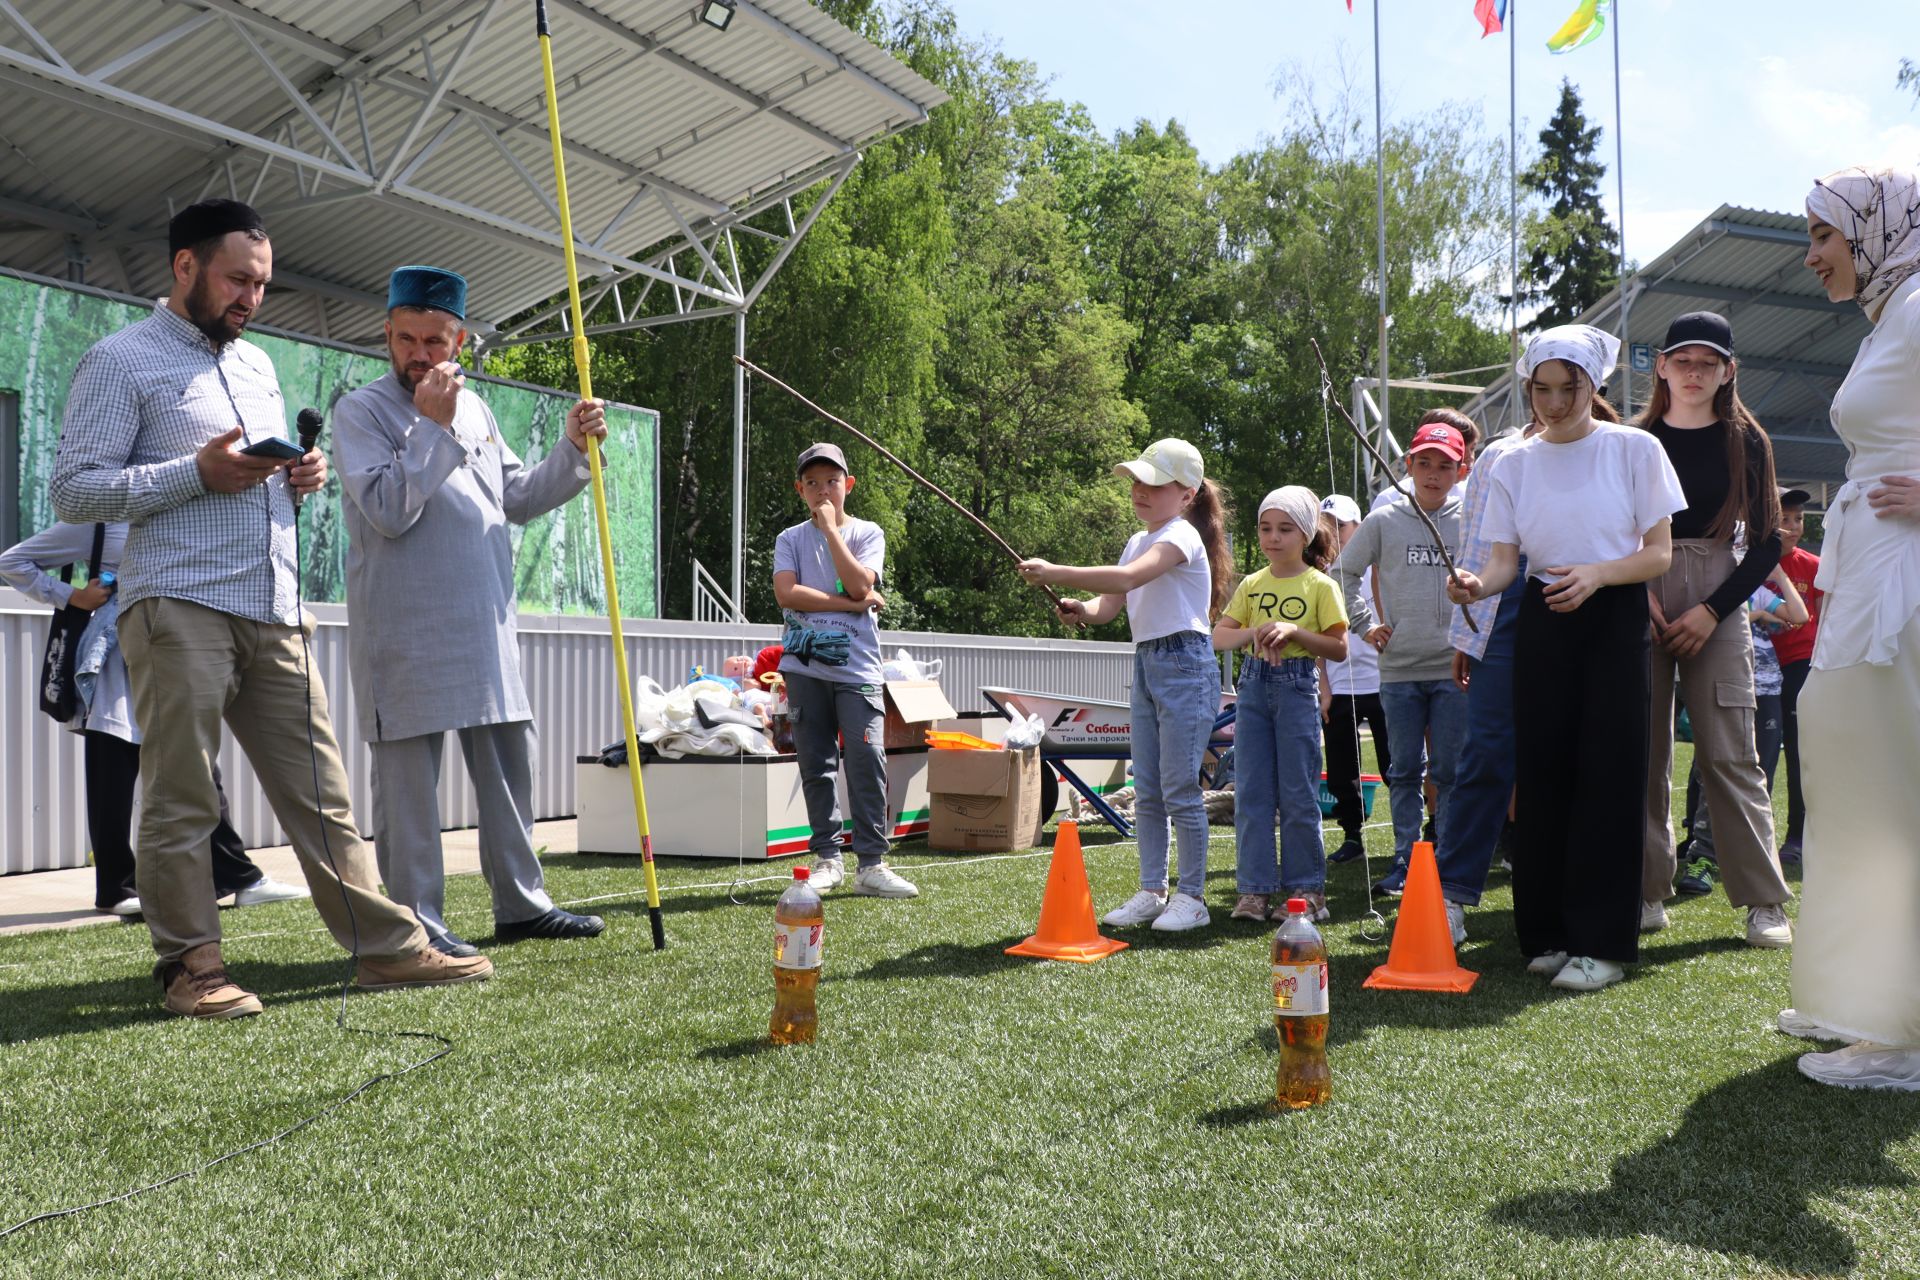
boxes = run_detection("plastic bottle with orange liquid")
[1272,896,1331,1108]
[770,865,823,1045]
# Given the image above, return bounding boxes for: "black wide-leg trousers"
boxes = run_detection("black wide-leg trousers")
[1511,580,1650,964]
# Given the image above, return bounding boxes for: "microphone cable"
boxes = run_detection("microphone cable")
[2,406,455,1243]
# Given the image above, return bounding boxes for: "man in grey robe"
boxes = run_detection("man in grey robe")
[334,264,607,954]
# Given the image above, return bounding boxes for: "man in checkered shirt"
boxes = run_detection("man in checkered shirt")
[51,199,493,1018]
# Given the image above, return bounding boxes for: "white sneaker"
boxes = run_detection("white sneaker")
[105,896,142,917]
[1776,1008,1845,1042]
[1149,892,1211,932]
[1798,1042,1920,1091]
[1550,955,1625,992]
[1746,903,1792,949]
[231,876,311,907]
[852,862,919,898]
[1101,889,1168,928]
[1445,900,1467,947]
[807,858,846,892]
[1640,899,1669,933]
[1525,950,1570,976]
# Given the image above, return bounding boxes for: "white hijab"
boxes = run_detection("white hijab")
[1807,166,1920,322]
[1258,486,1322,542]
[1518,324,1621,395]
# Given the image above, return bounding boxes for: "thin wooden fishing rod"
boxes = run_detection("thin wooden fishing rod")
[1309,339,1479,633]
[733,356,1076,621]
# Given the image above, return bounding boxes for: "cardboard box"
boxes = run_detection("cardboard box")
[882,679,957,749]
[927,745,1042,853]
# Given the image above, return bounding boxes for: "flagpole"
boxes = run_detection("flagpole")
[1373,0,1389,469]
[1508,0,1520,429]
[1611,0,1630,414]
[537,0,666,950]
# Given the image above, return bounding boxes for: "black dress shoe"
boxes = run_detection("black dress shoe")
[495,908,606,942]
[429,932,481,958]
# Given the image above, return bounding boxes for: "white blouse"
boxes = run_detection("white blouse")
[1815,273,1920,669]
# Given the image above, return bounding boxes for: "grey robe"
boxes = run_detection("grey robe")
[334,372,589,742]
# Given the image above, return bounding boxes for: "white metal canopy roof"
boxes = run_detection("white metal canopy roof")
[1463,206,1866,495]
[0,0,945,349]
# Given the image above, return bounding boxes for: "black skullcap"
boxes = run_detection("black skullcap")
[167,199,267,259]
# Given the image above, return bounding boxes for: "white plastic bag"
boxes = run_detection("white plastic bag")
[1003,712,1045,750]
[881,648,922,682]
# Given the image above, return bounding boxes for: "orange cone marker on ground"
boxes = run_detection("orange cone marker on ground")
[1006,821,1129,963]
[1363,840,1478,993]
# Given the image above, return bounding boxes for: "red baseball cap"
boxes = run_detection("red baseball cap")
[1407,423,1466,462]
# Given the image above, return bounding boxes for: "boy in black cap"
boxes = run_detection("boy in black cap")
[772,443,917,897]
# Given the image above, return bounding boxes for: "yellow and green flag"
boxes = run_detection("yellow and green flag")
[1546,0,1606,53]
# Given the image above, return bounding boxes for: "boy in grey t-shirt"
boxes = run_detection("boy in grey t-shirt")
[772,443,917,898]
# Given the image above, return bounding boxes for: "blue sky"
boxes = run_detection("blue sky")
[948,0,1920,265]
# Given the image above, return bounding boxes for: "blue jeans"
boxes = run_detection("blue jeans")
[1232,657,1324,895]
[1378,677,1469,869]
[787,672,889,866]
[1434,572,1523,905]
[1130,632,1219,899]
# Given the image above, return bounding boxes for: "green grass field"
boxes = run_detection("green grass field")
[2,745,1917,1279]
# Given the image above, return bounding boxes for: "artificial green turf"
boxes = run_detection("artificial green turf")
[2,746,1917,1279]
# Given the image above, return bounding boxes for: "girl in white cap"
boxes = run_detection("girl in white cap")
[1019,439,1232,932]
[1213,486,1349,922]
[1447,326,1686,992]
[1783,165,1920,1089]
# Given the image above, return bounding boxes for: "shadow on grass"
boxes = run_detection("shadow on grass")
[1488,1056,1920,1274]
[0,956,365,1045]
[848,936,1035,982]
[694,1037,782,1061]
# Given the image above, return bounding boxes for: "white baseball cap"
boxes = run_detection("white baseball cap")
[1320,494,1362,524]
[1113,438,1204,489]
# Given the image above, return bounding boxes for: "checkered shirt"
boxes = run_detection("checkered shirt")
[50,301,301,625]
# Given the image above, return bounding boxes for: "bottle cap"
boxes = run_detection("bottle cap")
[1284,896,1309,915]
[793,865,810,881]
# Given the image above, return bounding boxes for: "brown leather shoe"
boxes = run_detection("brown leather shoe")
[156,943,263,1019]
[354,945,493,991]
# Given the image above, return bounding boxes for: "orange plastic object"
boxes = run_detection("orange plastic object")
[1362,840,1479,993]
[924,730,1000,751]
[1005,821,1129,963]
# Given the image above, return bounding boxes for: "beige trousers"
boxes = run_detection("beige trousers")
[119,597,427,964]
[1643,541,1792,908]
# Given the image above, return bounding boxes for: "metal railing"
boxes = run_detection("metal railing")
[691,558,744,625]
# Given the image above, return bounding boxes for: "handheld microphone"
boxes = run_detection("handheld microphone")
[294,407,324,507]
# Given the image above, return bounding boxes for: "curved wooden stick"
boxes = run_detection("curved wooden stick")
[1310,339,1479,633]
[734,356,1079,624]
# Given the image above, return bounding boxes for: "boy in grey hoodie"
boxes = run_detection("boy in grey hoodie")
[1333,421,1470,896]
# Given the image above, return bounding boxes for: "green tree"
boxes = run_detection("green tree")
[1517,78,1620,328]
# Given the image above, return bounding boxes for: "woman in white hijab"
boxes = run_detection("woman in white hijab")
[1447,326,1687,992]
[1783,166,1920,1089]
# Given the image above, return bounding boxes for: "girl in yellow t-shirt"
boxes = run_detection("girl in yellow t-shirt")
[1213,486,1350,922]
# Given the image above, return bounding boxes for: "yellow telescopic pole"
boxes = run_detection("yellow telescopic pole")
[537,0,664,949]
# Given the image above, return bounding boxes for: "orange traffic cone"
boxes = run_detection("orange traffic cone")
[1005,821,1129,963]
[1362,840,1478,993]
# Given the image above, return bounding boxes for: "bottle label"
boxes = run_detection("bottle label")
[1272,962,1328,1016]
[774,921,823,970]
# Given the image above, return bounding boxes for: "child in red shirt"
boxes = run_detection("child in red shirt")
[1772,488,1822,863]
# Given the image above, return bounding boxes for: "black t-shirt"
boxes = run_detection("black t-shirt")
[1643,418,1781,621]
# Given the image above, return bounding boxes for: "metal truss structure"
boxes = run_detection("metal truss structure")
[0,0,945,348]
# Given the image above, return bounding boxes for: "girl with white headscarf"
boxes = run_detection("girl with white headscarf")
[1211,485,1350,923]
[1783,166,1920,1090]
[1446,326,1687,993]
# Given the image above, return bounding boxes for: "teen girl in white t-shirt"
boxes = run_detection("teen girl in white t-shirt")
[1019,438,1233,932]
[1449,327,1687,992]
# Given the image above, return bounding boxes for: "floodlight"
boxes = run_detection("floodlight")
[698,0,736,31]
